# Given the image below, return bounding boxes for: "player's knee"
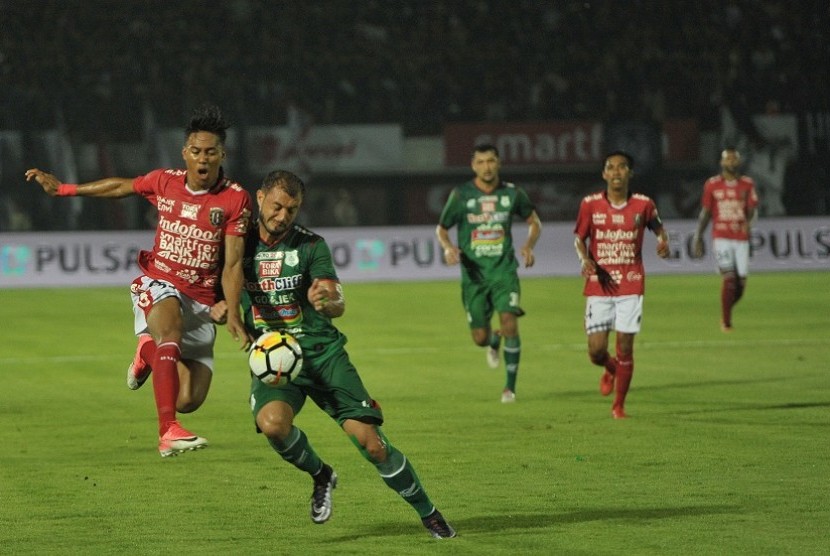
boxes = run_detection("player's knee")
[588,349,608,366]
[257,408,293,440]
[471,330,489,347]
[176,398,203,413]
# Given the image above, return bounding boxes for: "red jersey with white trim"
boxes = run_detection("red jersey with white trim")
[700,175,758,240]
[132,168,252,305]
[574,191,663,296]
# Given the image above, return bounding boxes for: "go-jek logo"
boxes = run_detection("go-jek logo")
[0,245,31,276]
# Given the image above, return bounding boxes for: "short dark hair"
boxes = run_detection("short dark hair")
[261,169,305,198]
[604,150,634,169]
[185,103,230,144]
[473,143,499,158]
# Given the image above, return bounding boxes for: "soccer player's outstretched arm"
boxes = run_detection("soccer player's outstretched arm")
[25,169,136,198]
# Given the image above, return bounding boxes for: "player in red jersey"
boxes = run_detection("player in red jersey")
[692,148,759,331]
[574,151,670,419]
[26,104,253,456]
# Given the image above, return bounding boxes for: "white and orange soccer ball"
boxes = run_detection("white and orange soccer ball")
[248,331,303,386]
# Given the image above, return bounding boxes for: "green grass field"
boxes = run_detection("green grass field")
[1,272,828,555]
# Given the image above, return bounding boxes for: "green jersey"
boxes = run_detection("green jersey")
[241,224,345,353]
[438,180,535,282]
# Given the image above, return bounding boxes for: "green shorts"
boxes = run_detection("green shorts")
[462,273,524,329]
[250,345,384,428]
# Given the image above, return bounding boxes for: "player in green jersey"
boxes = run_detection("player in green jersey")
[241,169,456,539]
[436,144,542,403]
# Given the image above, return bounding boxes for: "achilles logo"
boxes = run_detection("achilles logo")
[626,271,643,282]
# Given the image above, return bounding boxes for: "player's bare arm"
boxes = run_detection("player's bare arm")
[692,207,711,258]
[222,234,252,350]
[25,168,135,198]
[574,235,597,277]
[308,278,345,318]
[435,225,460,265]
[656,228,670,259]
[521,210,542,268]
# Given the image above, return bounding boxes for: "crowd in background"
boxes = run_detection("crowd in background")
[1,0,827,137]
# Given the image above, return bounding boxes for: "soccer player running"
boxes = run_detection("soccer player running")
[692,147,759,331]
[26,104,253,456]
[436,144,542,403]
[573,151,670,419]
[242,170,456,539]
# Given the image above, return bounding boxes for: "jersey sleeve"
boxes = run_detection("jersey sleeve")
[308,238,339,282]
[646,199,664,232]
[132,169,167,204]
[224,188,253,237]
[573,198,592,239]
[438,188,461,229]
[514,187,535,219]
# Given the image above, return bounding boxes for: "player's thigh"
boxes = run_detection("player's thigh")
[305,349,384,426]
[491,274,523,316]
[462,281,493,329]
[250,378,307,426]
[614,295,643,334]
[713,238,737,273]
[131,276,183,339]
[733,240,750,276]
[585,296,615,335]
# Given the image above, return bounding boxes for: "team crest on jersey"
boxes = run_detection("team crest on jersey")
[501,196,510,207]
[180,202,200,220]
[285,250,299,267]
[634,214,642,227]
[209,208,225,226]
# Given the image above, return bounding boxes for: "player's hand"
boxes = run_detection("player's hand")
[210,300,228,324]
[24,168,60,196]
[225,314,252,350]
[308,278,343,315]
[579,257,597,278]
[657,239,670,259]
[521,246,535,268]
[442,246,460,265]
[692,237,704,259]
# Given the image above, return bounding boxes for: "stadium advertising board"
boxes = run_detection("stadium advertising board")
[1,218,827,288]
[443,119,699,167]
[245,124,404,174]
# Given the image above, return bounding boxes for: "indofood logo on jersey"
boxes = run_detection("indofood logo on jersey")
[158,218,222,241]
[595,229,639,241]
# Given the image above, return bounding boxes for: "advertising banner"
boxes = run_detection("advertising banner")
[245,124,404,175]
[444,119,699,167]
[1,218,827,289]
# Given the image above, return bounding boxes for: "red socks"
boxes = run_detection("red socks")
[721,275,738,327]
[614,351,633,409]
[139,337,156,366]
[152,342,181,435]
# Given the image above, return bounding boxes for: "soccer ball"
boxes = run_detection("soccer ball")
[248,331,303,386]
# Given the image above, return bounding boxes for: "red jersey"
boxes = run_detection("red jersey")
[574,191,663,296]
[700,175,758,240]
[133,168,252,305]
